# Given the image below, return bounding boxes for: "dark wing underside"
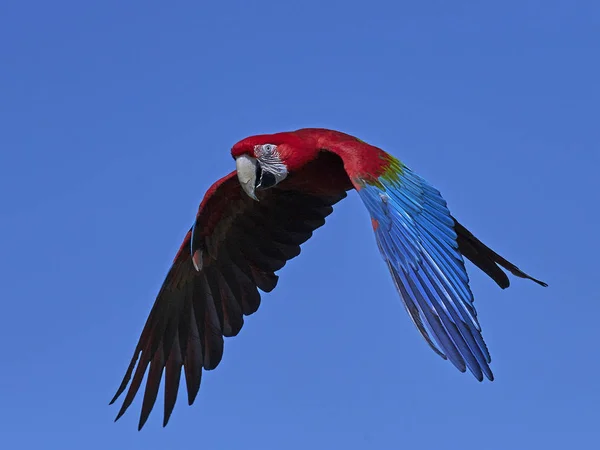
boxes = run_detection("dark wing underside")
[453,220,547,289]
[110,171,347,429]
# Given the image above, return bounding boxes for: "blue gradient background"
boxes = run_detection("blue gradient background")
[1,1,598,449]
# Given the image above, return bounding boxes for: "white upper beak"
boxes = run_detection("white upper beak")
[235,154,259,201]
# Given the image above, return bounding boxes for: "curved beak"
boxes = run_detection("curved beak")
[235,154,259,201]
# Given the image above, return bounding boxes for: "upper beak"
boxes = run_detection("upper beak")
[235,154,259,201]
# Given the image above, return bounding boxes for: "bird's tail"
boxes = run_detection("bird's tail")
[453,219,548,289]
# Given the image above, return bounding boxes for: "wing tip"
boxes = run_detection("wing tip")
[187,390,199,406]
[469,366,494,382]
[113,406,127,423]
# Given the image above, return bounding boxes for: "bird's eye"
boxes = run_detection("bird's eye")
[263,144,273,152]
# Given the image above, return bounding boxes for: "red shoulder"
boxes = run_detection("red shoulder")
[172,170,241,262]
[194,170,242,232]
[292,128,392,183]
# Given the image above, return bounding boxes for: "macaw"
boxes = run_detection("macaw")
[110,128,547,430]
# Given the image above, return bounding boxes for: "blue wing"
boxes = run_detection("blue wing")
[356,166,493,381]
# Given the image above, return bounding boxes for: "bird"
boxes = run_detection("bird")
[110,127,547,430]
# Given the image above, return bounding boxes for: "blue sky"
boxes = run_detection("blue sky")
[1,1,598,448]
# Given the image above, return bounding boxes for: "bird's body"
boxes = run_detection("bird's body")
[111,128,546,429]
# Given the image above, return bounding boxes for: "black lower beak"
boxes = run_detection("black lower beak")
[255,165,278,189]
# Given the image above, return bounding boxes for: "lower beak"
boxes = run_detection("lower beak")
[235,155,259,201]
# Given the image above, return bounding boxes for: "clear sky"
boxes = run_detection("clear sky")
[1,1,598,449]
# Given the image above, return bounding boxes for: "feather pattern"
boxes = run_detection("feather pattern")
[110,154,350,429]
[355,160,494,381]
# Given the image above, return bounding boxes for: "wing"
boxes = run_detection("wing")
[353,163,494,382]
[110,170,347,429]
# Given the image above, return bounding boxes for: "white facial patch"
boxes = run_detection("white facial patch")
[254,144,288,185]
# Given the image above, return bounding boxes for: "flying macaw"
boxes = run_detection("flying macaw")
[110,128,547,430]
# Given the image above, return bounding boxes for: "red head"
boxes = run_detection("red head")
[230,131,319,200]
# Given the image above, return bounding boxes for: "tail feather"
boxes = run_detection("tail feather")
[453,219,548,289]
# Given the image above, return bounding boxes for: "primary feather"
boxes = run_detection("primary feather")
[356,164,492,380]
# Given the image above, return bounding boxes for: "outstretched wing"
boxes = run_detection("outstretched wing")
[110,170,347,429]
[353,161,494,381]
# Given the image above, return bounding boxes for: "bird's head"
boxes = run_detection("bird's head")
[231,132,315,201]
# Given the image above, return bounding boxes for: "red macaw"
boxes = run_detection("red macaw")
[110,128,547,429]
